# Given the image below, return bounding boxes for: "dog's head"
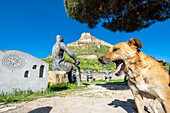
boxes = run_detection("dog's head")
[98,38,143,76]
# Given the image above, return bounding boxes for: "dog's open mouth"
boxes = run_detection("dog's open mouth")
[113,60,125,76]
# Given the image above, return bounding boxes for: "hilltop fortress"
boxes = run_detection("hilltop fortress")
[67,32,112,48]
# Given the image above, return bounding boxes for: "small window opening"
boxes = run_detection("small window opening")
[24,71,29,78]
[32,65,37,69]
[39,65,45,78]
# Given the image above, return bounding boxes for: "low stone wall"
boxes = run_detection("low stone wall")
[77,54,97,59]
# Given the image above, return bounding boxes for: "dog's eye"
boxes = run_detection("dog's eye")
[113,48,119,52]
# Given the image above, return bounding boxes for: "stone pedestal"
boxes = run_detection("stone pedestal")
[48,71,68,84]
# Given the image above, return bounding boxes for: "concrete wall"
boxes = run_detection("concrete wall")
[0,50,49,93]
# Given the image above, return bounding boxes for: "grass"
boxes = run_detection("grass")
[41,44,114,71]
[0,83,86,104]
[68,44,110,57]
[42,57,116,72]
[0,79,127,104]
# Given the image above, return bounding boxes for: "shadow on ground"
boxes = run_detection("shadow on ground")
[96,81,129,90]
[28,106,52,113]
[108,99,137,113]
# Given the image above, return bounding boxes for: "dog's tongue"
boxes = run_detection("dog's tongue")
[114,63,123,76]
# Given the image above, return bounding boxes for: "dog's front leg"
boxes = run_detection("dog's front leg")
[128,81,145,113]
[149,99,159,113]
[133,92,145,113]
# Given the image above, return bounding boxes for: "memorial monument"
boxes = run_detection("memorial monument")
[52,35,82,86]
[0,50,49,93]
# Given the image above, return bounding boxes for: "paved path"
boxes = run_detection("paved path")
[0,82,163,113]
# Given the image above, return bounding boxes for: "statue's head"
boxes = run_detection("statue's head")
[56,35,64,42]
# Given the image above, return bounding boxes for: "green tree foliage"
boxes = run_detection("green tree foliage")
[64,0,170,32]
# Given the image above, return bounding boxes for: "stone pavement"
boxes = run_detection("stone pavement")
[0,83,163,113]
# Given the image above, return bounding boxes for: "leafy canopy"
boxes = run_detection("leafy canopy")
[64,0,170,32]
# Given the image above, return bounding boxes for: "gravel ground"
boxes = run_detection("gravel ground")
[0,82,164,113]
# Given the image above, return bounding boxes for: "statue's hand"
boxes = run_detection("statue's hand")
[75,60,80,65]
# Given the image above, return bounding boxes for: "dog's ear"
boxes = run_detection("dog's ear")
[127,38,143,49]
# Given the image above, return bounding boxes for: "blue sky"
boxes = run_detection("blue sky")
[0,0,170,62]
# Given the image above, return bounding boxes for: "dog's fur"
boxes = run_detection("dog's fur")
[98,38,170,113]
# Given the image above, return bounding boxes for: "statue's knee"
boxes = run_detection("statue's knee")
[74,66,80,71]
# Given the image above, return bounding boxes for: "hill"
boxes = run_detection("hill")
[66,32,116,71]
[67,32,112,48]
[44,32,116,71]
[67,32,112,59]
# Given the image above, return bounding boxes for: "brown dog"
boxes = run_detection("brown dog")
[98,38,170,113]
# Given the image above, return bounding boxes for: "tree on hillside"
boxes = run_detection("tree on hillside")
[64,0,170,32]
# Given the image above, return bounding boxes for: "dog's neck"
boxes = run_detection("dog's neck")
[125,52,149,79]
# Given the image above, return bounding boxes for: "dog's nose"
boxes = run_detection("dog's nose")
[98,57,103,62]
